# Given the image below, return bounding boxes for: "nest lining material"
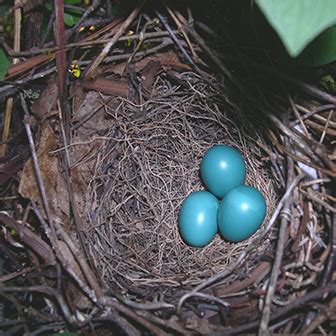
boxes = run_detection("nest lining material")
[83,72,278,289]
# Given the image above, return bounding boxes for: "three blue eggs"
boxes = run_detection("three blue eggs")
[179,144,267,247]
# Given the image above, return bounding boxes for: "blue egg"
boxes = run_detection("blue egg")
[218,185,266,242]
[179,191,219,247]
[200,145,246,199]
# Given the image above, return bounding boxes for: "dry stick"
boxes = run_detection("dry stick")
[8,30,174,57]
[0,0,21,157]
[268,133,335,177]
[302,312,330,336]
[173,10,233,83]
[85,0,146,79]
[155,9,209,84]
[67,0,101,38]
[319,110,334,144]
[289,95,310,138]
[32,204,100,306]
[290,104,336,127]
[259,154,295,335]
[99,312,142,336]
[54,221,103,299]
[164,3,201,63]
[269,114,335,174]
[20,94,56,240]
[0,38,172,100]
[0,284,75,324]
[122,18,158,75]
[56,100,97,280]
[103,297,166,336]
[301,190,336,213]
[216,283,336,335]
[136,311,189,335]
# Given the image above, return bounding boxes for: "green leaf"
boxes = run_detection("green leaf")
[0,47,10,80]
[256,0,336,57]
[64,0,81,4]
[300,25,336,66]
[63,12,80,27]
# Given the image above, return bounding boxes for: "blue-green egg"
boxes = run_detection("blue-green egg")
[179,191,219,247]
[200,145,246,199]
[218,185,266,242]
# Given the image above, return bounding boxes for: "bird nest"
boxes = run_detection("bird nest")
[83,72,278,291]
[1,2,335,334]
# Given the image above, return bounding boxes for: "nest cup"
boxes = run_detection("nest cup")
[84,72,278,294]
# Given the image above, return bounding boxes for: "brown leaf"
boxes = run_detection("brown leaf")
[140,60,162,91]
[30,80,58,120]
[18,122,70,225]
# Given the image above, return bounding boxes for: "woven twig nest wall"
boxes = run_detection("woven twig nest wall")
[84,72,278,293]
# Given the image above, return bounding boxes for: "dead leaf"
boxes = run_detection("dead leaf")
[140,60,162,91]
[19,121,70,225]
[103,50,191,77]
[30,80,58,120]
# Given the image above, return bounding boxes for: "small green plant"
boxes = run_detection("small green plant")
[0,46,10,80]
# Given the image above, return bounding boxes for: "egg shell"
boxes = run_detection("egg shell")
[200,145,246,199]
[218,185,266,242]
[179,191,219,247]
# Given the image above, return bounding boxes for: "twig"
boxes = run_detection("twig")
[56,99,97,274]
[177,252,246,315]
[261,173,305,238]
[8,30,174,57]
[0,266,45,283]
[163,3,201,63]
[213,283,336,335]
[20,94,56,238]
[289,104,336,128]
[67,0,101,38]
[0,284,75,324]
[155,9,208,82]
[40,10,55,47]
[289,95,310,138]
[85,0,146,79]
[32,204,99,306]
[107,290,174,310]
[123,18,159,73]
[319,110,334,144]
[300,190,336,213]
[54,0,67,98]
[0,213,56,265]
[173,10,234,83]
[54,221,103,300]
[0,0,21,157]
[259,155,295,335]
[102,296,166,336]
